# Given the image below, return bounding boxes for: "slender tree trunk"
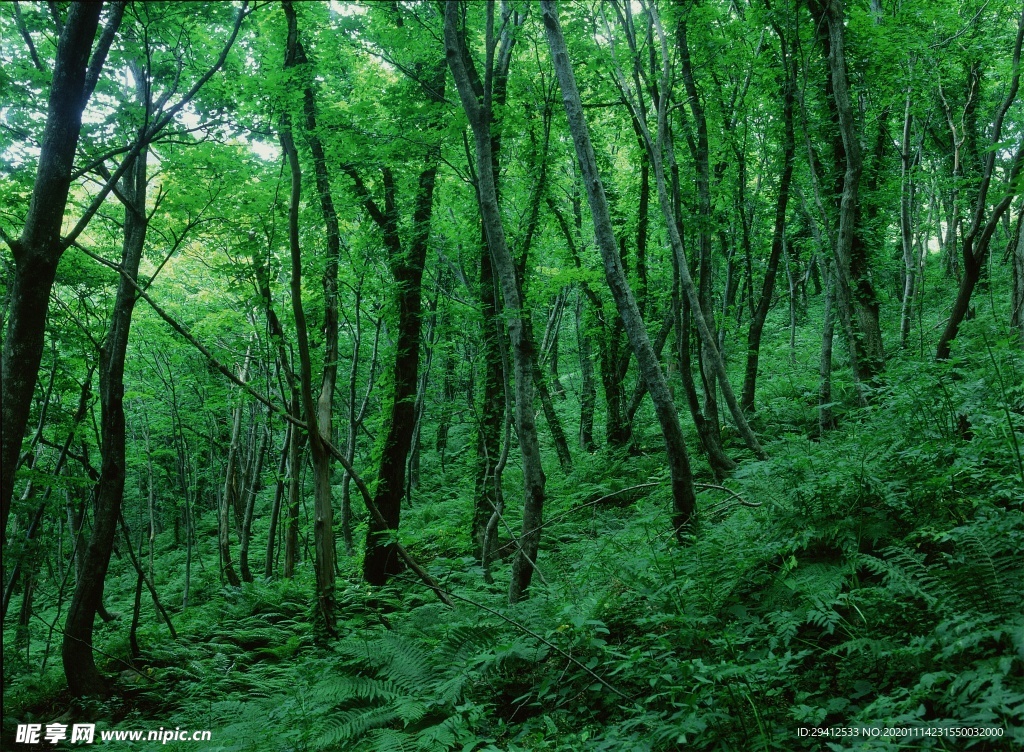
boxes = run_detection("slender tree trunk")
[265,422,290,578]
[63,136,148,697]
[239,419,268,583]
[576,293,597,453]
[543,0,698,537]
[899,85,918,349]
[599,319,632,449]
[342,312,380,557]
[2,371,91,623]
[677,16,727,454]
[279,121,334,634]
[218,344,251,589]
[614,5,766,460]
[936,7,1024,360]
[807,0,884,381]
[281,0,337,635]
[283,394,303,579]
[675,260,735,479]
[446,2,548,602]
[253,234,301,572]
[820,261,838,435]
[1012,209,1024,344]
[474,240,504,561]
[741,28,796,413]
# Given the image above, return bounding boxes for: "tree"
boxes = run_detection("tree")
[935,5,1024,360]
[542,0,698,537]
[445,0,548,603]
[1,2,118,546]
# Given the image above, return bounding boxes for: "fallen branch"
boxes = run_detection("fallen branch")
[695,483,760,508]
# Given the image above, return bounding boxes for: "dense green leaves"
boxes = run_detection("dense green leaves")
[2,0,1023,748]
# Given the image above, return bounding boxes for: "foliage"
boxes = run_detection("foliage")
[3,0,1024,750]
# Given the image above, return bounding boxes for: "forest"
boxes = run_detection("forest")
[1,0,1023,749]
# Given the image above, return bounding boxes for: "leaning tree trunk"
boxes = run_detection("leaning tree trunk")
[613,4,767,461]
[1,4,108,545]
[63,140,148,698]
[542,0,698,537]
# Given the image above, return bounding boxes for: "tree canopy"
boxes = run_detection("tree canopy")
[2,0,1023,748]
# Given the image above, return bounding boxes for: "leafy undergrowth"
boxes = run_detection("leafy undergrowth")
[5,343,1023,751]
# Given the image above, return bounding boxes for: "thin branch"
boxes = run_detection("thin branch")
[13,1,44,72]
[75,241,452,607]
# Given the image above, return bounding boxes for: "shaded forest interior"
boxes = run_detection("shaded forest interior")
[2,0,1024,749]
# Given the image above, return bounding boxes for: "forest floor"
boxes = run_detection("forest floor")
[4,316,1024,751]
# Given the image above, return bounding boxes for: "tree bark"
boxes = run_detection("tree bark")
[1012,208,1024,344]
[218,344,251,589]
[677,16,728,455]
[807,0,884,380]
[576,293,598,453]
[351,156,443,584]
[279,119,335,635]
[613,4,767,461]
[1,3,107,545]
[741,24,797,413]
[62,132,148,697]
[474,239,504,561]
[239,418,269,583]
[446,1,548,602]
[542,0,697,537]
[282,0,338,634]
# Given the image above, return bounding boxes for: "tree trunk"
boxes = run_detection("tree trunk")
[543,0,697,537]
[283,394,303,579]
[576,293,598,453]
[898,87,918,349]
[1,3,107,544]
[239,419,269,583]
[1012,209,1024,344]
[63,137,148,697]
[819,261,838,435]
[623,6,767,461]
[218,344,251,589]
[279,120,334,634]
[741,27,797,413]
[361,160,442,585]
[265,422,290,578]
[338,59,444,585]
[675,261,735,480]
[807,0,884,381]
[936,7,1024,359]
[446,1,548,602]
[474,241,504,561]
[282,0,337,635]
[677,16,728,456]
